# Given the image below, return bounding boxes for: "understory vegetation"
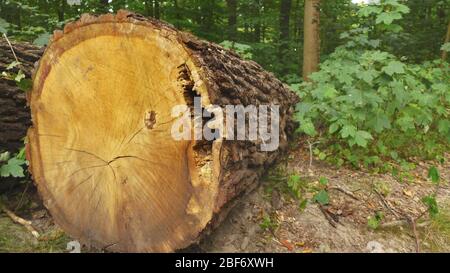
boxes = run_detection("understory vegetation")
[294,1,450,169]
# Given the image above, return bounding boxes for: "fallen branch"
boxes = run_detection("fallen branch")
[374,189,435,253]
[374,190,401,219]
[380,220,430,229]
[306,140,320,170]
[318,204,338,228]
[408,216,420,253]
[329,186,360,201]
[1,205,40,238]
[2,33,19,63]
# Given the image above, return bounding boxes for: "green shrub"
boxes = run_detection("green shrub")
[293,0,450,168]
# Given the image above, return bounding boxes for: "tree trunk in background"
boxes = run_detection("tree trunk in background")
[145,0,154,17]
[58,0,65,22]
[202,0,215,32]
[279,0,292,75]
[174,0,182,28]
[226,0,237,41]
[17,6,21,29]
[98,0,109,14]
[254,0,261,42]
[0,40,42,153]
[26,11,297,252]
[261,0,272,42]
[303,0,320,80]
[154,0,161,19]
[442,21,450,61]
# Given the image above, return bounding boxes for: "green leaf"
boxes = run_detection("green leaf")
[288,174,301,187]
[395,4,410,14]
[329,122,340,134]
[428,166,440,184]
[368,112,391,133]
[358,70,376,84]
[318,152,327,160]
[441,42,450,52]
[376,12,402,25]
[397,115,415,132]
[6,61,21,70]
[299,199,308,211]
[358,6,382,17]
[422,195,439,218]
[438,119,450,135]
[17,146,26,160]
[313,190,329,205]
[0,18,9,34]
[17,78,32,92]
[300,120,317,136]
[354,130,373,147]
[370,51,389,62]
[14,70,25,82]
[382,61,405,76]
[33,33,51,47]
[312,84,337,99]
[0,158,26,178]
[319,177,328,186]
[367,212,384,230]
[322,85,338,99]
[0,151,10,162]
[341,125,357,138]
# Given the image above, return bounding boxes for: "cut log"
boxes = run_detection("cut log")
[27,10,297,252]
[0,39,42,153]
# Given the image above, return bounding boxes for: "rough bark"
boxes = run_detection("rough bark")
[26,10,298,253]
[0,38,42,153]
[303,0,320,80]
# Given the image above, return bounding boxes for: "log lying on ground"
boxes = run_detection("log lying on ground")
[0,39,42,153]
[27,10,297,252]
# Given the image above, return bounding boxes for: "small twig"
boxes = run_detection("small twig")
[1,206,39,238]
[306,140,320,169]
[374,190,401,219]
[374,189,432,253]
[329,186,360,201]
[14,181,30,212]
[318,204,338,228]
[408,216,420,253]
[2,33,19,63]
[380,220,430,229]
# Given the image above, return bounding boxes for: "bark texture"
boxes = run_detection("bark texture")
[27,10,298,252]
[0,39,42,153]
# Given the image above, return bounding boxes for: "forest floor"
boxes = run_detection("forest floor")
[0,146,449,253]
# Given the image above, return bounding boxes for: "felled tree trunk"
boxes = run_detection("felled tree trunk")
[0,39,42,153]
[27,10,297,252]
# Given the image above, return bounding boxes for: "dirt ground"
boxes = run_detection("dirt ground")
[1,147,449,253]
